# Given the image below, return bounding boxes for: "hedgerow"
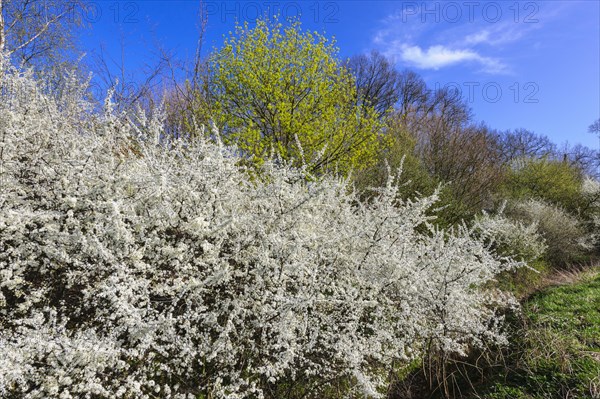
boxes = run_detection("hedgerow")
[0,58,520,398]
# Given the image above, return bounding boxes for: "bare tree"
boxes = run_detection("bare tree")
[0,0,87,69]
[395,70,429,122]
[589,118,600,136]
[499,128,557,162]
[91,40,170,113]
[159,0,215,137]
[559,142,600,179]
[346,50,402,118]
[399,84,504,219]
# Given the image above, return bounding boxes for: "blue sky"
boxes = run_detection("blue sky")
[79,1,600,149]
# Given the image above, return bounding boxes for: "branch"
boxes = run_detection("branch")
[7,7,71,55]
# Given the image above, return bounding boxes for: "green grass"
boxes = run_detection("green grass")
[478,271,600,399]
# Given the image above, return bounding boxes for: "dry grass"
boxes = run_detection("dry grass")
[541,261,600,288]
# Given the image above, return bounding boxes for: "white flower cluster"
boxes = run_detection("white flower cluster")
[473,204,547,262]
[0,61,519,398]
[581,177,600,246]
[509,198,594,261]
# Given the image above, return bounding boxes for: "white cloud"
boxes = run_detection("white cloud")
[370,2,564,74]
[460,25,531,47]
[386,44,507,73]
[464,30,491,46]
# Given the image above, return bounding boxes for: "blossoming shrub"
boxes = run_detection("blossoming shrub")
[473,205,547,262]
[506,199,592,266]
[0,61,519,398]
[472,207,548,297]
[581,177,600,250]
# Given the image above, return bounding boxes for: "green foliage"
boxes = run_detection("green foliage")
[499,158,596,265]
[493,259,550,299]
[353,119,438,201]
[209,18,382,175]
[434,188,481,227]
[501,157,584,213]
[466,271,600,399]
[483,384,531,399]
[351,117,478,227]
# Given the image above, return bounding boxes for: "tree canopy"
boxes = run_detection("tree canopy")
[209,18,381,175]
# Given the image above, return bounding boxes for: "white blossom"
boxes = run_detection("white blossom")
[0,58,520,398]
[473,203,547,262]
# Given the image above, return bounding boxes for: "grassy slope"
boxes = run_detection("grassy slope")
[479,270,600,399]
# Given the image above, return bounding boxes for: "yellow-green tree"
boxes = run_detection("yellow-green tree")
[209,18,381,175]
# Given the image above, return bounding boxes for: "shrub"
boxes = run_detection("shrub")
[472,206,548,298]
[501,158,584,214]
[0,58,520,398]
[506,199,592,266]
[472,205,547,263]
[581,177,600,250]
